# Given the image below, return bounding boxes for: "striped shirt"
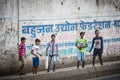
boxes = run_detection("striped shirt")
[47,41,58,56]
[19,42,26,57]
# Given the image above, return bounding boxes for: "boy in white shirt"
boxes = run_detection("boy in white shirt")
[31,38,42,74]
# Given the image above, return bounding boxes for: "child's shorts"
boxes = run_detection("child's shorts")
[77,52,85,61]
[33,57,39,67]
[93,49,102,57]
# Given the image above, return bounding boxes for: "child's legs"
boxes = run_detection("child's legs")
[77,52,81,68]
[53,56,57,71]
[93,56,96,66]
[35,58,39,74]
[35,67,38,74]
[32,67,35,74]
[48,55,52,71]
[32,57,39,74]
[98,52,103,65]
[93,49,97,66]
[81,52,85,62]
[77,52,81,61]
[32,58,35,74]
[80,52,85,68]
[19,56,25,72]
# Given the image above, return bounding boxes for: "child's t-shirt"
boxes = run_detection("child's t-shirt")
[91,36,103,50]
[19,42,26,57]
[76,38,88,52]
[32,44,41,57]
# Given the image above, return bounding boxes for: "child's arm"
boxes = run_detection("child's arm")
[46,43,50,56]
[75,39,81,50]
[46,47,48,56]
[101,37,103,53]
[31,50,39,58]
[18,48,21,60]
[38,52,42,56]
[25,54,27,58]
[75,43,81,50]
[39,53,42,56]
[24,47,27,58]
[89,38,94,52]
[56,44,58,56]
[38,48,42,56]
[24,52,27,58]
[82,44,88,48]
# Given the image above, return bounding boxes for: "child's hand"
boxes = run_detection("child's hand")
[36,55,39,58]
[81,46,86,48]
[56,54,58,56]
[46,53,48,56]
[89,50,91,53]
[78,47,81,50]
[25,55,27,58]
[39,54,42,56]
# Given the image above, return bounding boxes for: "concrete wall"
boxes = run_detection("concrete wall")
[0,0,19,75]
[0,0,120,75]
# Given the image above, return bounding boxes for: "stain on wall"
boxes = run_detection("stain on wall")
[96,0,99,6]
[105,0,120,10]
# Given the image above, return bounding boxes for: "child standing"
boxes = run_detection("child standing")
[31,38,42,74]
[75,32,88,69]
[89,30,103,66]
[46,34,58,72]
[18,37,26,75]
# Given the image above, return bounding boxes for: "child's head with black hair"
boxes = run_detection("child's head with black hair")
[95,30,99,36]
[21,37,26,43]
[80,32,85,38]
[35,38,41,45]
[51,34,56,41]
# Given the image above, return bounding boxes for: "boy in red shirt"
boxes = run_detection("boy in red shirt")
[18,37,26,75]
